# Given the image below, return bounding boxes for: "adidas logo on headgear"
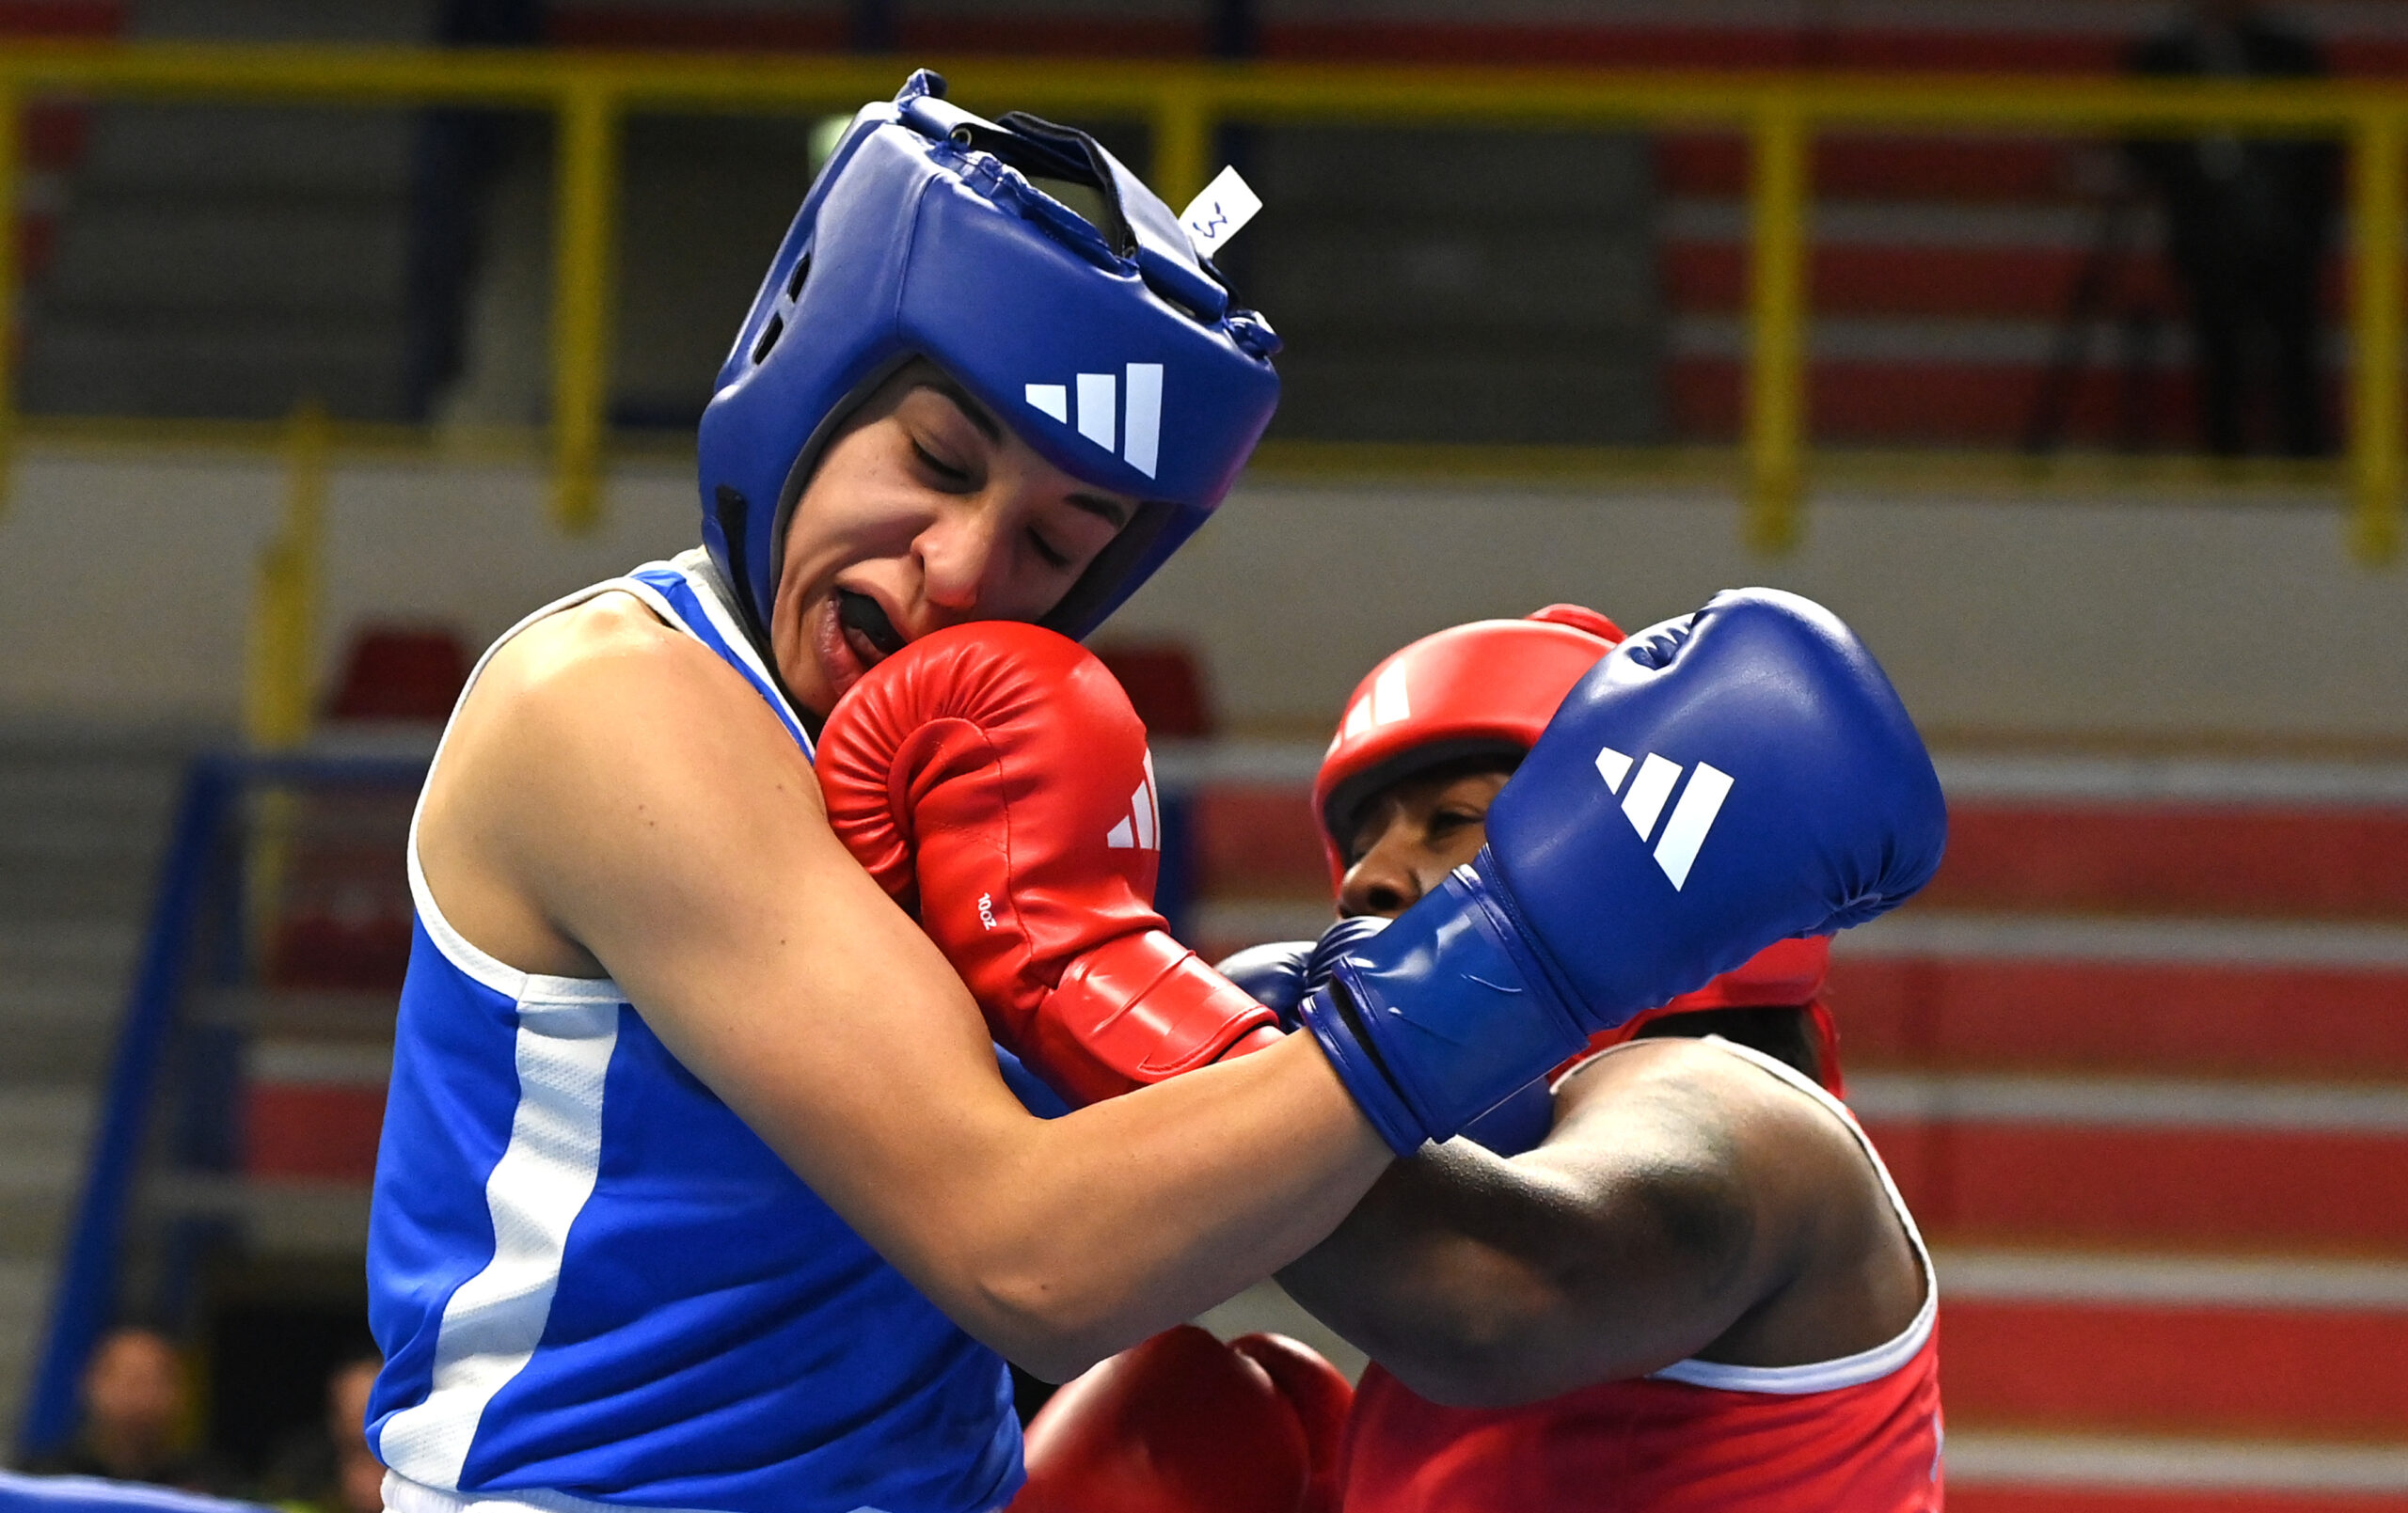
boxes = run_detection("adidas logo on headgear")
[1332,662,1411,749]
[1026,363,1164,479]
[1106,751,1163,852]
[1593,747,1733,890]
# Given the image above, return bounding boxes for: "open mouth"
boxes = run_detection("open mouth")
[835,588,906,661]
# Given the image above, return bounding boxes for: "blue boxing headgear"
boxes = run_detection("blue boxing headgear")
[698,70,1281,647]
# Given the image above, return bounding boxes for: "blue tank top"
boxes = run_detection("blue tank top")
[366,551,1023,1513]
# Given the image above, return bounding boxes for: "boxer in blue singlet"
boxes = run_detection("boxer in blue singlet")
[362,74,1397,1513]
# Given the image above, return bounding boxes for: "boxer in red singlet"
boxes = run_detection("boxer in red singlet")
[1008,607,1945,1512]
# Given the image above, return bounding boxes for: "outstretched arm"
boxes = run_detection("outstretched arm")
[1275,1045,1827,1407]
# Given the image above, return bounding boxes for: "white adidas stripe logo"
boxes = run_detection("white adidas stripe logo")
[1106,751,1163,852]
[1329,662,1412,751]
[1594,746,1734,890]
[1025,363,1164,479]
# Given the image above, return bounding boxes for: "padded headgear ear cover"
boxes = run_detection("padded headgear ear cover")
[698,71,1280,662]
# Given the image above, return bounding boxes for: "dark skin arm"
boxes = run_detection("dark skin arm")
[1276,1038,1925,1408]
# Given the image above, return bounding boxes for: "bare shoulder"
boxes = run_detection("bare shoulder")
[446,591,816,810]
[418,591,828,977]
[1557,1038,1925,1365]
[474,591,758,732]
[1545,1038,1884,1284]
[1553,1038,1844,1160]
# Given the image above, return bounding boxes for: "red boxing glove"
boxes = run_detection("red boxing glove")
[817,623,1282,1105]
[1011,1326,1354,1513]
[1231,1333,1354,1513]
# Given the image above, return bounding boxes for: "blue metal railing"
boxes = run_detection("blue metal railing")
[16,751,427,1458]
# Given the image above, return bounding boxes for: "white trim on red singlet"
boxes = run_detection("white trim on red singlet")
[1550,1035,1939,1396]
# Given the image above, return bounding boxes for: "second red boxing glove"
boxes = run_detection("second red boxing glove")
[816,623,1282,1106]
[1011,1325,1354,1513]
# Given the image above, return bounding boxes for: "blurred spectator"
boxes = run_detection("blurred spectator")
[19,1328,215,1490]
[260,1356,383,1513]
[2126,0,2339,457]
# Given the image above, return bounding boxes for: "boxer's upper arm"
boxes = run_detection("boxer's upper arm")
[457,621,1394,1378]
[1279,1046,1802,1406]
[463,624,1038,1290]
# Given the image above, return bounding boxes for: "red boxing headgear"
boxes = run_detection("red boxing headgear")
[1312,605,1624,893]
[1314,607,1846,1095]
[1599,935,1845,1096]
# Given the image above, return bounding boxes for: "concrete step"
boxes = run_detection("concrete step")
[1832,913,2408,1080]
[1939,1249,2408,1440]
[21,313,414,419]
[142,1174,372,1258]
[0,752,183,816]
[1945,1430,2408,1512]
[1859,1072,2408,1252]
[0,1254,55,1457]
[0,1087,96,1264]
[70,103,416,196]
[40,194,413,312]
[0,985,129,1087]
[0,919,140,978]
[19,0,434,422]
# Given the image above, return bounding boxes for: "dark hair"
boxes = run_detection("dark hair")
[1629,1006,1822,1086]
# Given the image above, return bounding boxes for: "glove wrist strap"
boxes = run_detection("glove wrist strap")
[1300,865,1588,1155]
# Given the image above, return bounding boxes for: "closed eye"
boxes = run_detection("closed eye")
[911,439,972,487]
[1428,807,1485,840]
[1027,528,1072,569]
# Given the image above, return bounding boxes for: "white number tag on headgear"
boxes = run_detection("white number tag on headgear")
[1180,165,1264,260]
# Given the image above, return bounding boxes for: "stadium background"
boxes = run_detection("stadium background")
[1,1,2405,1509]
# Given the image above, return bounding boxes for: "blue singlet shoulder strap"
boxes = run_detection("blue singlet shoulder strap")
[626,558,816,762]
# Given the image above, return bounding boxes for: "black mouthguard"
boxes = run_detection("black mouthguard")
[836,590,905,656]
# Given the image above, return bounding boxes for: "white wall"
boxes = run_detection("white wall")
[0,448,694,730]
[3,446,2402,746]
[1108,479,2408,745]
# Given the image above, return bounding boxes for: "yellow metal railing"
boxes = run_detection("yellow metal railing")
[244,400,328,750]
[1,43,2405,559]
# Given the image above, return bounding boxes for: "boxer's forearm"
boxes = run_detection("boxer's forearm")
[1278,1071,1762,1406]
[937,1033,1393,1379]
[612,849,1392,1381]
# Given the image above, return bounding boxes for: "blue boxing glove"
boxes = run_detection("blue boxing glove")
[1214,916,1390,1030]
[1458,1077,1556,1155]
[1298,589,1946,1154]
[1221,919,1551,1152]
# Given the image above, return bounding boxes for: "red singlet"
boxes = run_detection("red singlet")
[1336,1040,1944,1512]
